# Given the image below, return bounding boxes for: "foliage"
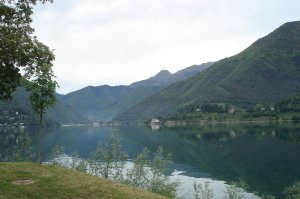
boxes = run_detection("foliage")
[0,132,36,162]
[81,132,178,198]
[70,152,88,173]
[177,104,201,114]
[0,0,54,100]
[87,133,179,198]
[224,185,245,199]
[283,181,300,199]
[259,194,276,199]
[125,148,150,189]
[89,131,128,182]
[275,94,300,113]
[223,180,249,199]
[201,103,229,113]
[25,63,58,126]
[148,146,180,198]
[125,146,180,198]
[47,143,64,165]
[194,182,214,199]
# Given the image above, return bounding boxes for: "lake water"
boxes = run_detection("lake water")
[1,123,300,198]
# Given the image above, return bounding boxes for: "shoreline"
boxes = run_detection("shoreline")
[162,118,299,127]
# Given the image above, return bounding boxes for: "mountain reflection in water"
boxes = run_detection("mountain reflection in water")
[1,123,299,198]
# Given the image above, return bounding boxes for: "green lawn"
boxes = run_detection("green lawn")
[0,162,166,199]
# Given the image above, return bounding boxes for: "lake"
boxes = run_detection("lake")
[1,123,300,198]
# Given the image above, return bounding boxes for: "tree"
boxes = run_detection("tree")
[148,146,180,198]
[89,131,128,182]
[125,148,150,189]
[283,181,300,199]
[125,146,180,198]
[193,181,214,199]
[0,0,54,100]
[26,63,58,126]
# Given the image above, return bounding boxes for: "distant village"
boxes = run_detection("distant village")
[0,110,26,128]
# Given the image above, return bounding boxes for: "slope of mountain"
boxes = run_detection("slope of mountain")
[0,88,86,125]
[130,62,213,87]
[114,21,300,121]
[59,63,213,120]
[59,85,162,120]
[130,70,173,87]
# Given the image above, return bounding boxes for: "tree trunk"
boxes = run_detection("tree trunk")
[38,127,42,164]
[40,111,43,127]
[39,111,43,164]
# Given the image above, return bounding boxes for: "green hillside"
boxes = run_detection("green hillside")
[59,63,212,120]
[0,88,86,125]
[114,21,300,121]
[59,85,162,120]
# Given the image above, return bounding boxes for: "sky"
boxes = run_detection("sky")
[32,0,300,94]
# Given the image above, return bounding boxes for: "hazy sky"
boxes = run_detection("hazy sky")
[32,0,300,94]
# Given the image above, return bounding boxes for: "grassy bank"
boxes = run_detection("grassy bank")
[0,162,166,199]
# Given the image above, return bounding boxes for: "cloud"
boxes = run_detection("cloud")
[32,0,300,94]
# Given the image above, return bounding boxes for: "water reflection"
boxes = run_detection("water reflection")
[0,124,300,198]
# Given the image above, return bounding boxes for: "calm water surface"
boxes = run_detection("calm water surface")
[1,123,300,198]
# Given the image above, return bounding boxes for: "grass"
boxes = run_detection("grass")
[0,162,167,199]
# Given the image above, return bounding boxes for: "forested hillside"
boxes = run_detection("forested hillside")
[114,21,300,121]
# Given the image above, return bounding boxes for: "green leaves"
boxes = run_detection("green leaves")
[89,131,128,181]
[126,148,150,189]
[283,181,300,199]
[126,146,180,198]
[0,0,54,100]
[25,63,58,126]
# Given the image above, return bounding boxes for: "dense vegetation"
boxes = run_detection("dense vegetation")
[164,93,300,122]
[114,21,300,121]
[275,94,300,113]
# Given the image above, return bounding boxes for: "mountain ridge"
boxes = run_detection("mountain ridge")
[130,62,213,87]
[114,21,300,121]
[58,62,213,120]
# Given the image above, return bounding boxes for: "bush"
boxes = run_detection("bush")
[126,146,180,198]
[283,181,300,199]
[88,131,128,182]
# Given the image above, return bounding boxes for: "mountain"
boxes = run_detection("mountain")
[130,70,173,87]
[59,63,213,120]
[114,21,300,121]
[131,62,213,87]
[58,85,161,120]
[0,88,86,125]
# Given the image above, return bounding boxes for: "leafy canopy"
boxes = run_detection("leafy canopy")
[25,63,58,126]
[0,0,54,100]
